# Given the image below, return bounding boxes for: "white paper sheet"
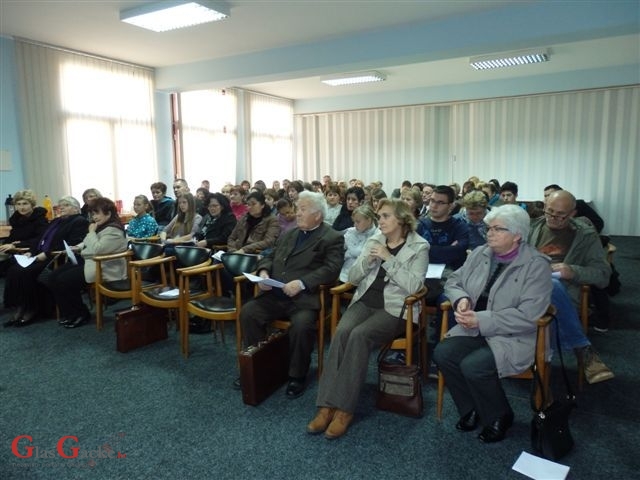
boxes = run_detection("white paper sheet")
[15,254,37,268]
[243,272,285,288]
[425,263,446,279]
[158,288,180,297]
[551,271,561,279]
[212,250,225,262]
[512,451,570,480]
[63,240,78,265]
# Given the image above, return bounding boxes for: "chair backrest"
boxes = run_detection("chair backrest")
[174,246,211,268]
[221,253,259,277]
[131,242,164,260]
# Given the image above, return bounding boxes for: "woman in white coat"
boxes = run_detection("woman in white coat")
[433,204,552,443]
[307,198,429,440]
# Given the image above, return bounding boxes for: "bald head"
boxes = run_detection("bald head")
[544,190,577,229]
[548,190,576,210]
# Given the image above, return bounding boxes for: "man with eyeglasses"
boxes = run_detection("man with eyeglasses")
[419,185,469,303]
[529,190,614,384]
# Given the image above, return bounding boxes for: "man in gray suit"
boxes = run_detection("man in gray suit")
[238,191,344,399]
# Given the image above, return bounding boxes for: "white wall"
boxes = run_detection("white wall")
[295,86,640,236]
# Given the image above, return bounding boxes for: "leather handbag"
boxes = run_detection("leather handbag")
[530,315,576,461]
[375,341,423,418]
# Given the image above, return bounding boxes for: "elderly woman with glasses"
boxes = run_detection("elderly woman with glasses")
[3,196,89,327]
[433,205,552,444]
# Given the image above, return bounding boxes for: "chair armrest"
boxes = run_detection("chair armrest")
[537,305,556,327]
[130,236,161,244]
[175,259,213,275]
[130,255,174,268]
[330,282,355,295]
[93,250,133,262]
[403,285,428,307]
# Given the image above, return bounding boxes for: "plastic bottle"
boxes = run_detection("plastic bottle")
[5,194,15,219]
[43,195,53,221]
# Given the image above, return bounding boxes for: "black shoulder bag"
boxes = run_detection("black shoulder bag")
[530,315,577,461]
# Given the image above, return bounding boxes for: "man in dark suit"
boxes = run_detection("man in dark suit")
[238,191,344,398]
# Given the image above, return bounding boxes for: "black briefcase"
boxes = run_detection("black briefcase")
[238,330,289,406]
[115,304,168,353]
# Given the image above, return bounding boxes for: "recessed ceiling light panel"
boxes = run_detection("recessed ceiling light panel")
[470,49,549,70]
[321,71,386,86]
[121,1,229,32]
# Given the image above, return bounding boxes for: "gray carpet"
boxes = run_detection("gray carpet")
[1,236,639,479]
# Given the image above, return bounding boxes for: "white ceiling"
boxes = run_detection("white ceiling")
[1,0,639,101]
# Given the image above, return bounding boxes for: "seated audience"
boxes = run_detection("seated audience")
[80,188,102,221]
[543,184,604,234]
[332,186,365,232]
[419,183,435,218]
[172,178,204,217]
[238,191,344,399]
[324,185,342,226]
[194,193,237,249]
[3,196,89,327]
[0,190,48,277]
[160,192,203,245]
[338,204,380,282]
[264,189,279,215]
[419,185,469,302]
[149,182,175,230]
[287,180,304,204]
[276,198,297,234]
[227,191,280,254]
[434,205,552,443]
[528,190,614,383]
[499,181,527,210]
[455,191,489,250]
[126,195,158,240]
[46,198,128,329]
[369,188,388,213]
[307,199,429,439]
[228,185,249,220]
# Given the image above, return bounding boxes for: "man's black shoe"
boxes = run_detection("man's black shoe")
[456,410,479,431]
[285,379,306,399]
[477,412,514,443]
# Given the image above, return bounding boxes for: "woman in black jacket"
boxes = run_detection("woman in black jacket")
[3,196,89,327]
[195,192,237,250]
[332,186,365,232]
[0,190,49,276]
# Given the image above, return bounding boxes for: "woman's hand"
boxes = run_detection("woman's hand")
[196,239,207,248]
[454,308,478,329]
[35,252,47,262]
[88,223,98,234]
[368,244,391,263]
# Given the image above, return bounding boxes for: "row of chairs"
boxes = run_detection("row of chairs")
[92,243,589,418]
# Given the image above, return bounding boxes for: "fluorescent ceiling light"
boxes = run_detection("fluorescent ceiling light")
[121,1,229,32]
[321,71,386,86]
[470,49,549,70]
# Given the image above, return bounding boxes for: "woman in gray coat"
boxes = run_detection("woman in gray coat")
[307,199,429,440]
[433,204,552,443]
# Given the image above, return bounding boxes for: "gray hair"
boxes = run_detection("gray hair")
[58,196,81,213]
[298,190,327,220]
[484,204,530,241]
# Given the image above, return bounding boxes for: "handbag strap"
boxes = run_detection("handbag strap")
[531,312,575,412]
[376,302,407,366]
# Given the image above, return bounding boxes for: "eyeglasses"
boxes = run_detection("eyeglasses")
[429,199,450,206]
[486,225,511,233]
[543,210,569,221]
[208,203,221,208]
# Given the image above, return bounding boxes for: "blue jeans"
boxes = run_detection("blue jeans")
[552,278,590,352]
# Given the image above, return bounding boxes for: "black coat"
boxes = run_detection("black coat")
[35,214,89,258]
[197,212,237,248]
[7,207,49,251]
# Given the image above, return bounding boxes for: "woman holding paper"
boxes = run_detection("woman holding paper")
[307,198,429,439]
[3,196,88,327]
[46,197,128,328]
[0,189,49,276]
